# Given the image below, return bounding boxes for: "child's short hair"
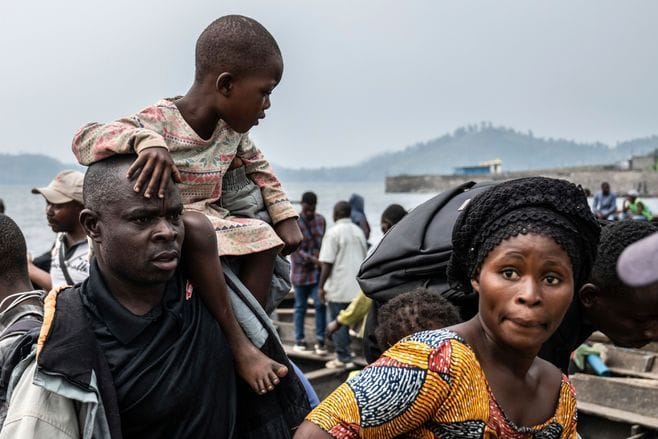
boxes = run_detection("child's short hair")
[333,201,351,219]
[380,204,407,227]
[195,15,281,81]
[590,221,658,295]
[375,288,461,351]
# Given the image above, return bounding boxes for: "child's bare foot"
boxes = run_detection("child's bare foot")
[235,343,288,395]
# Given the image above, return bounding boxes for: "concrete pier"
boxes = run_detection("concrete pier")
[385,165,658,195]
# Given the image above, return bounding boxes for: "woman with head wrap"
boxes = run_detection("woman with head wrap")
[296,177,599,439]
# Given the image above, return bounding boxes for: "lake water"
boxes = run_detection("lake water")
[0,181,436,255]
[3,181,657,256]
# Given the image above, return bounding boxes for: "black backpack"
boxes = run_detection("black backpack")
[357,180,497,362]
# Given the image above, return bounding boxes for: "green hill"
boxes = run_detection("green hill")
[2,124,657,184]
[274,124,658,182]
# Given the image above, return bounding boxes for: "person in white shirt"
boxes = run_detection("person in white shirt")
[28,170,90,289]
[318,201,367,369]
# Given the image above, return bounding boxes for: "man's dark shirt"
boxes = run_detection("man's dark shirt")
[81,261,236,438]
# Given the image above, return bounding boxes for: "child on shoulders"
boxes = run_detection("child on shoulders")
[72,15,301,395]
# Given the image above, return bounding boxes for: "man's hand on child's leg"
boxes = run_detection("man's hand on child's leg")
[128,146,182,199]
[274,217,303,255]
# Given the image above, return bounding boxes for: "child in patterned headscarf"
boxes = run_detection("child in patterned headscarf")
[297,176,600,439]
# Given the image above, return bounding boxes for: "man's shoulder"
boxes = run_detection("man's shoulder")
[39,286,83,346]
[346,221,366,236]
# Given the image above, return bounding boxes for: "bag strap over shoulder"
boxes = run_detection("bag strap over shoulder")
[58,238,75,286]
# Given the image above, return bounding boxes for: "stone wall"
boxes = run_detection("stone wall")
[386,166,658,195]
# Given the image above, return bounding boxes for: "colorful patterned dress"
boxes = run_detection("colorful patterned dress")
[307,329,578,438]
[72,98,297,256]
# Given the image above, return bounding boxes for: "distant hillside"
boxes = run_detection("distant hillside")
[0,154,83,185]
[275,123,658,182]
[2,124,657,184]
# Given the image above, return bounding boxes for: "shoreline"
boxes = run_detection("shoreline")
[386,164,658,196]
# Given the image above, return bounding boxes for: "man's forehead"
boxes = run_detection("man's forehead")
[104,183,182,213]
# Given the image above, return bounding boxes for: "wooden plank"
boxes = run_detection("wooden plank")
[572,374,658,419]
[608,367,658,381]
[577,401,658,430]
[605,346,656,373]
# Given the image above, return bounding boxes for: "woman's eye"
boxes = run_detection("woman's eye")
[544,275,561,286]
[501,269,518,280]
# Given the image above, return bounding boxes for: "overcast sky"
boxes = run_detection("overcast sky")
[1,0,657,168]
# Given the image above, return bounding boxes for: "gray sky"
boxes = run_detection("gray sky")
[1,0,657,168]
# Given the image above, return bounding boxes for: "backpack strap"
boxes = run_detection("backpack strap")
[0,319,41,342]
[57,238,75,286]
[0,324,41,403]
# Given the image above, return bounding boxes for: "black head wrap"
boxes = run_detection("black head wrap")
[447,177,600,294]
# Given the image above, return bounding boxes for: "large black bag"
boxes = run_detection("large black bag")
[357,180,498,361]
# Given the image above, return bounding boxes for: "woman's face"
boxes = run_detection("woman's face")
[471,233,574,352]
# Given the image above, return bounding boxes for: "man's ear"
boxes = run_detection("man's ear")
[80,209,102,243]
[215,72,233,96]
[578,283,600,308]
[470,277,480,294]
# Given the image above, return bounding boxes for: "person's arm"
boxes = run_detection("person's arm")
[622,199,630,212]
[288,219,312,264]
[274,218,303,256]
[294,421,333,438]
[337,291,372,326]
[72,106,181,198]
[292,248,317,266]
[236,135,296,223]
[360,217,371,241]
[317,230,337,303]
[326,291,372,338]
[592,193,601,212]
[72,105,168,165]
[27,262,52,291]
[291,248,310,266]
[317,262,333,304]
[298,338,451,438]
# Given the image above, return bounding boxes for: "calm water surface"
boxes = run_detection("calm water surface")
[2,182,656,255]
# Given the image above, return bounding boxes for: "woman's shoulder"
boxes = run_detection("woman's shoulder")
[533,357,577,420]
[534,357,571,392]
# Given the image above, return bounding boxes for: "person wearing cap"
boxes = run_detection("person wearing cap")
[28,170,89,290]
[620,189,653,221]
[1,156,238,439]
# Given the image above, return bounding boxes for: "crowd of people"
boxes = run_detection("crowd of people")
[592,181,654,221]
[0,14,657,439]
